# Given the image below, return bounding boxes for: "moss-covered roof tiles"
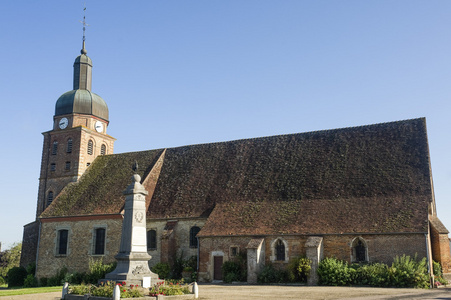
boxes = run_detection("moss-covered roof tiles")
[42,118,433,235]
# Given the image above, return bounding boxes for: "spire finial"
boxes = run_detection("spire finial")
[80,4,89,55]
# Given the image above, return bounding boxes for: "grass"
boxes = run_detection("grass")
[0,286,61,297]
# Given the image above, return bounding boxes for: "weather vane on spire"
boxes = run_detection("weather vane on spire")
[80,3,89,55]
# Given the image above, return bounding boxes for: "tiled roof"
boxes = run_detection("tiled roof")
[42,118,433,235]
[430,215,449,234]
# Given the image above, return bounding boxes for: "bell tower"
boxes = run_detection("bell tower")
[35,39,116,217]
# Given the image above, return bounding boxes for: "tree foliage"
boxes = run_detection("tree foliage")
[0,243,22,281]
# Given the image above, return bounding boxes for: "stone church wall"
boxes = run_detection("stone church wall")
[20,221,40,267]
[430,225,451,273]
[198,233,427,282]
[36,217,207,278]
[146,218,207,268]
[36,217,122,278]
[199,236,253,282]
[322,234,427,264]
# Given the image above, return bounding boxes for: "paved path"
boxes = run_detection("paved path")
[0,285,450,299]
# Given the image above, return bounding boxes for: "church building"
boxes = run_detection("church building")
[21,42,451,283]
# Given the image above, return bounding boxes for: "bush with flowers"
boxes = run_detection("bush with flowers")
[69,279,191,298]
[149,280,191,297]
[69,281,144,298]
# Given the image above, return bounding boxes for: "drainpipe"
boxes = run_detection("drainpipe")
[425,233,433,288]
[197,237,200,282]
[35,219,42,277]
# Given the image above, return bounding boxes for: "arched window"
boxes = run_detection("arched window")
[351,237,368,263]
[270,238,288,263]
[66,138,73,153]
[57,229,69,255]
[147,230,157,250]
[276,239,285,261]
[52,141,58,155]
[101,144,106,155]
[87,140,94,155]
[47,191,54,206]
[190,226,201,248]
[93,228,106,255]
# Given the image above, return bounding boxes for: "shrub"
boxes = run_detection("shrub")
[433,261,443,277]
[69,283,92,295]
[0,276,5,285]
[64,271,86,284]
[222,261,242,283]
[83,258,116,284]
[91,281,114,297]
[47,267,68,286]
[184,256,197,271]
[152,262,171,279]
[257,264,289,283]
[39,277,48,287]
[223,251,247,283]
[23,274,38,287]
[170,253,185,279]
[7,266,27,287]
[26,263,36,276]
[288,257,311,282]
[388,254,428,288]
[318,257,352,286]
[149,280,191,296]
[351,262,389,287]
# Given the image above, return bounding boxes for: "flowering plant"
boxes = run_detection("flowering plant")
[149,280,191,296]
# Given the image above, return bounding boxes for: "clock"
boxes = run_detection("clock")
[59,117,68,129]
[95,121,104,133]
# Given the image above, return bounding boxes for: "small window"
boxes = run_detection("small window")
[47,191,54,206]
[50,163,56,172]
[189,226,201,248]
[57,229,69,255]
[93,228,106,255]
[351,238,368,263]
[87,140,94,155]
[65,161,71,170]
[276,239,285,261]
[66,138,73,153]
[230,247,238,257]
[147,230,157,250]
[52,141,58,155]
[101,144,106,155]
[87,162,91,167]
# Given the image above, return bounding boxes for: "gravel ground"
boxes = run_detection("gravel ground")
[0,284,450,300]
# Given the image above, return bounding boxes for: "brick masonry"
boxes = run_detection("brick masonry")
[36,217,122,278]
[20,221,39,267]
[37,113,115,218]
[430,225,451,273]
[35,216,206,278]
[198,233,428,282]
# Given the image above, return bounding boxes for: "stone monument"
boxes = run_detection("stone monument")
[105,162,159,286]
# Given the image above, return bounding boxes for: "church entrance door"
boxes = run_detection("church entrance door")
[213,256,223,280]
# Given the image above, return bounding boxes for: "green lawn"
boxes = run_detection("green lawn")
[0,286,61,297]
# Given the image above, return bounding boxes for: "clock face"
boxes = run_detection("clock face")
[95,121,104,133]
[59,117,68,129]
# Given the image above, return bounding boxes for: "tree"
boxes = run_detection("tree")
[0,243,22,279]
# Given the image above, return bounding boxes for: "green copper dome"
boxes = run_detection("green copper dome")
[54,46,109,121]
[55,89,109,121]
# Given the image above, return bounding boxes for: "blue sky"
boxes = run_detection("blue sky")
[1,1,450,249]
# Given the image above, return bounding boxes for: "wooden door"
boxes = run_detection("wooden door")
[213,256,223,280]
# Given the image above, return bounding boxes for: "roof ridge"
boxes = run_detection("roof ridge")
[166,117,426,150]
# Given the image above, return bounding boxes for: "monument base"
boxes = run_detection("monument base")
[103,252,161,287]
